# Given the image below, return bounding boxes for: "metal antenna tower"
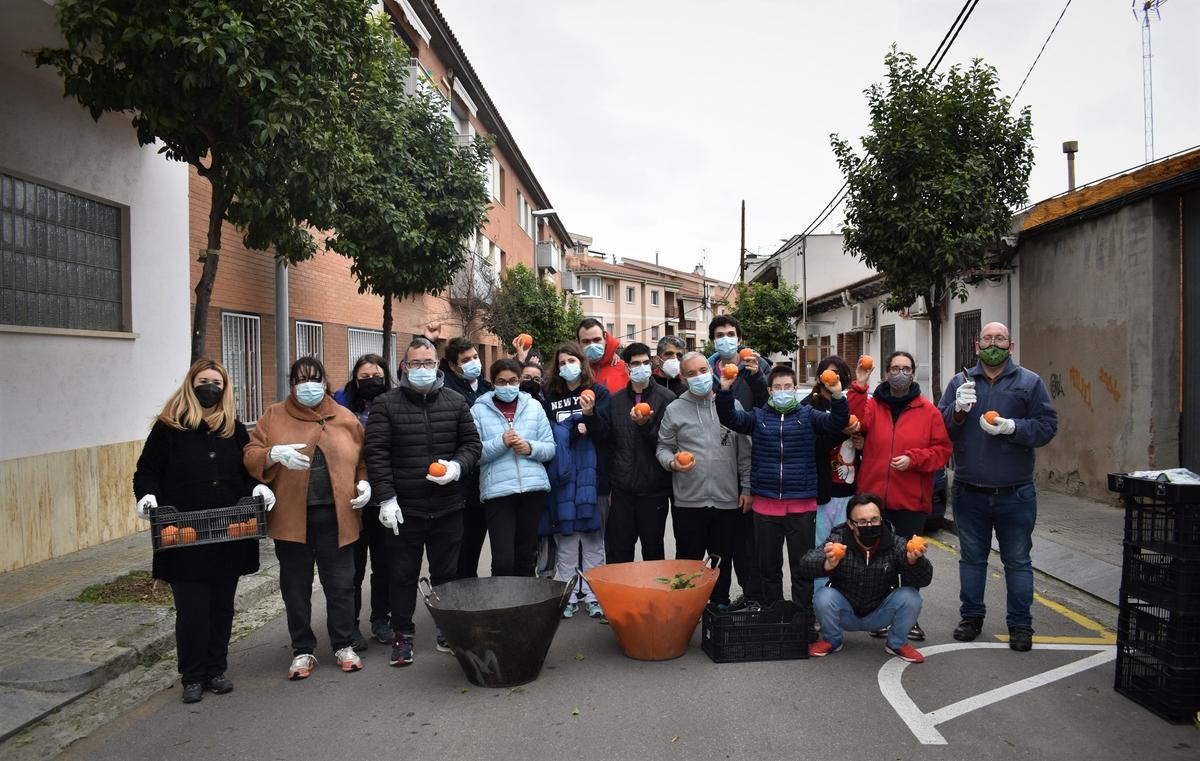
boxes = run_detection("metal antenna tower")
[1134,0,1167,163]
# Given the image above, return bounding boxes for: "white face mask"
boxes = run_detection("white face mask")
[661,358,681,378]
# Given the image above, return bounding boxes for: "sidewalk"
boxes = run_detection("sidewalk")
[0,532,280,742]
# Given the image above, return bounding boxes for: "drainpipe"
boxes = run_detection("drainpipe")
[1063,141,1078,191]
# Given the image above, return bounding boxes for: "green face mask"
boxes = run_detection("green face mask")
[978,345,1010,367]
[769,395,798,414]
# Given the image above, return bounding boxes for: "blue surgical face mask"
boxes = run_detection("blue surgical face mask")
[687,372,713,396]
[461,358,482,380]
[295,381,325,408]
[771,390,796,408]
[583,342,605,362]
[559,362,582,382]
[629,364,652,384]
[494,384,519,402]
[408,367,437,389]
[715,336,738,357]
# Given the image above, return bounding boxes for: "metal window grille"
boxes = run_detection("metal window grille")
[221,313,263,424]
[954,310,982,372]
[348,327,397,376]
[0,172,125,331]
[295,320,324,362]
[880,324,896,362]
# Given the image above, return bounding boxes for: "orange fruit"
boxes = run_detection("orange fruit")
[160,525,178,546]
[738,348,755,362]
[907,536,927,554]
[634,402,652,417]
[675,451,694,467]
[859,355,874,371]
[228,522,242,538]
[244,517,257,533]
[984,410,1000,425]
[722,364,738,379]
[516,333,533,350]
[820,369,839,385]
[829,542,846,560]
[580,389,595,403]
[429,462,447,477]
[849,414,859,427]
[179,527,197,544]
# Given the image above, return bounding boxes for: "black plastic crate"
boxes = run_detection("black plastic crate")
[1109,472,1200,502]
[1114,648,1200,724]
[701,601,809,663]
[1118,601,1200,669]
[1120,496,1200,555]
[149,497,265,552]
[1120,545,1200,610]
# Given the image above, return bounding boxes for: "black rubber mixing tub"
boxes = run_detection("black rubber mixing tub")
[421,575,577,687]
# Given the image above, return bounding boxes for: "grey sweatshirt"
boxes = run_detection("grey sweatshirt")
[656,391,751,510]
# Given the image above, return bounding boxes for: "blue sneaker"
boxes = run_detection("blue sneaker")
[562,602,577,619]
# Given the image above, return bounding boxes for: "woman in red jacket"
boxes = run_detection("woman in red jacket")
[847,350,951,641]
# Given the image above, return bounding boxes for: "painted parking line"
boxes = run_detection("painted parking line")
[879,642,1117,745]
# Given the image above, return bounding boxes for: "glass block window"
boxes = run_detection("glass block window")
[0,173,126,331]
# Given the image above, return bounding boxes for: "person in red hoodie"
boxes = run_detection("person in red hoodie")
[577,318,629,394]
[847,350,951,642]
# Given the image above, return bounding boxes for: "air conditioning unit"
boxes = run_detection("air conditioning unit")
[902,296,930,319]
[851,304,875,332]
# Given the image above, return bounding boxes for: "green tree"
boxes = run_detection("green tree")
[832,48,1033,393]
[730,281,802,357]
[485,264,584,356]
[323,12,490,369]
[35,0,382,361]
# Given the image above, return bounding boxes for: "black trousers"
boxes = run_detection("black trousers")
[672,507,739,605]
[606,488,669,563]
[484,491,546,576]
[753,511,816,610]
[733,507,764,602]
[274,506,357,655]
[884,508,926,540]
[457,484,488,579]
[385,511,463,635]
[169,576,239,684]
[353,504,391,628]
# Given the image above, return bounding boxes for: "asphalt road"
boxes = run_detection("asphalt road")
[59,528,1198,761]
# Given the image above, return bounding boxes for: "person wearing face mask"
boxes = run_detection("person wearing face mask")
[134,359,275,703]
[471,359,555,576]
[438,338,494,582]
[364,338,482,667]
[716,364,848,630]
[607,343,677,563]
[848,350,952,642]
[244,357,372,681]
[652,335,688,397]
[937,322,1057,652]
[576,318,629,394]
[334,355,394,649]
[519,361,545,403]
[656,352,752,608]
[542,344,612,619]
[800,494,931,662]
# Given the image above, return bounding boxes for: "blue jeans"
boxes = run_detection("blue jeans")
[953,482,1038,628]
[813,585,922,651]
[813,496,851,594]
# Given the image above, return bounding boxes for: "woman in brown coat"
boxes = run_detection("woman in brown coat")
[245,357,371,680]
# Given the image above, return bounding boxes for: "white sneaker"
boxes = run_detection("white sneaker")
[288,653,318,681]
[335,646,364,673]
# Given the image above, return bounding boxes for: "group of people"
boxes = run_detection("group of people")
[133,315,1057,703]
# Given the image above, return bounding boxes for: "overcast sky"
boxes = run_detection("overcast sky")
[440,0,1200,281]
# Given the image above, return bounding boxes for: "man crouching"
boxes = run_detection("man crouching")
[801,493,931,662]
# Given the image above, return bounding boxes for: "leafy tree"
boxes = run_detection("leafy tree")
[323,12,490,369]
[832,48,1033,393]
[35,0,384,361]
[485,264,584,356]
[730,281,802,357]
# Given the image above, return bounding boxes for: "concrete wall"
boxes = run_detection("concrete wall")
[1019,197,1180,500]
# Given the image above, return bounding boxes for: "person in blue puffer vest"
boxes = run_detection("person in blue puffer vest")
[471,358,555,577]
[715,364,849,627]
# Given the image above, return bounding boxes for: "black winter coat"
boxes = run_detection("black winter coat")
[133,420,260,582]
[798,522,932,617]
[365,373,483,519]
[609,381,676,498]
[803,392,855,505]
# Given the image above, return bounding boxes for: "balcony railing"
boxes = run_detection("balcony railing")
[680,319,697,331]
[448,252,497,308]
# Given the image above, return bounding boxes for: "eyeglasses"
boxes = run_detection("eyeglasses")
[770,386,796,393]
[404,360,437,370]
[493,378,521,387]
[851,517,883,527]
[520,375,540,383]
[979,337,1011,347]
[887,367,914,376]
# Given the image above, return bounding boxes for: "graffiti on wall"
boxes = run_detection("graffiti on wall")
[1098,368,1121,403]
[1069,367,1093,412]
[1049,373,1065,399]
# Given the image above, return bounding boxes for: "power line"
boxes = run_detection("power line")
[931,0,982,72]
[1013,0,1073,101]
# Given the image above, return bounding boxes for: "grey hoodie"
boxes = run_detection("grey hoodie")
[656,391,751,510]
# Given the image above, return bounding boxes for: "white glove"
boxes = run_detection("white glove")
[351,480,371,509]
[252,484,276,512]
[979,413,1016,436]
[269,443,311,470]
[955,380,977,413]
[378,497,403,535]
[136,494,156,520]
[425,459,461,486]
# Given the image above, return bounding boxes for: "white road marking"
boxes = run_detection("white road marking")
[878,642,1117,745]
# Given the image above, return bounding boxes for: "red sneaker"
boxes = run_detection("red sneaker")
[808,640,843,657]
[886,643,925,663]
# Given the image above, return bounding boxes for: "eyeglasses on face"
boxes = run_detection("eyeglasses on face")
[887,367,914,376]
[851,517,883,527]
[493,378,521,387]
[979,337,1011,347]
[404,360,438,370]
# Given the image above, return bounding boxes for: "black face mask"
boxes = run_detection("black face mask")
[357,377,386,400]
[194,382,223,408]
[855,524,883,545]
[520,380,542,399]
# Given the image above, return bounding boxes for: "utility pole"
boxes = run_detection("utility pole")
[739,200,746,283]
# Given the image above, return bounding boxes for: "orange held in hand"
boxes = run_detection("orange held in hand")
[516,333,533,349]
[161,525,178,546]
[580,389,595,403]
[859,355,874,371]
[907,536,927,554]
[849,414,859,427]
[179,527,197,544]
[634,402,652,417]
[820,369,839,385]
[829,542,846,560]
[984,410,1000,425]
[675,451,695,467]
[739,348,755,362]
[429,462,447,477]
[722,364,739,379]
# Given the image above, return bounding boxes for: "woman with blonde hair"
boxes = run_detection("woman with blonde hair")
[133,359,275,704]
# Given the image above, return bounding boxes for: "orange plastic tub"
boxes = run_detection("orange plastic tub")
[583,559,719,661]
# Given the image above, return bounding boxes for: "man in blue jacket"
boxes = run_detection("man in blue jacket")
[937,322,1058,652]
